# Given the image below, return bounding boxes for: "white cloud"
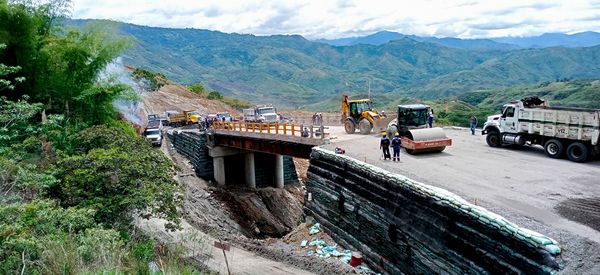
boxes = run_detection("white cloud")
[71,0,600,39]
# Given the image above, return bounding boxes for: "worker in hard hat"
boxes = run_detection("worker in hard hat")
[391,132,402,161]
[380,132,391,160]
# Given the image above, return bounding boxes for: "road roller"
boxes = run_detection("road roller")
[386,104,452,154]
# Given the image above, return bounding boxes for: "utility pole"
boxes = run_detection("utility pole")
[367,79,371,100]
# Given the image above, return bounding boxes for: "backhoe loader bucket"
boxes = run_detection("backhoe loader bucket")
[372,116,395,135]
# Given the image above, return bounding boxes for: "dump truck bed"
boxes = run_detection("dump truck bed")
[518,107,600,144]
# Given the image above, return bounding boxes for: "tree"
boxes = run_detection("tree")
[0,95,43,145]
[207,90,223,100]
[188,83,205,94]
[50,126,182,230]
[0,44,25,92]
[0,1,133,124]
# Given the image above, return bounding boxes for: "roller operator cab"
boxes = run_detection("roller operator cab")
[386,104,452,154]
[482,97,600,163]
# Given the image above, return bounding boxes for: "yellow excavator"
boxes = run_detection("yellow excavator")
[341,95,394,134]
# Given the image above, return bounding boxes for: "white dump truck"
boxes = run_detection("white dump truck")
[482,97,600,162]
[243,105,280,123]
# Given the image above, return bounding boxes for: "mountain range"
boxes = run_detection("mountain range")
[316,31,600,49]
[70,20,600,109]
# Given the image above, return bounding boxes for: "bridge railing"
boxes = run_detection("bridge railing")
[211,121,328,139]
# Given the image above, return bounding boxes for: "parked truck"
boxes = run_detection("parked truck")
[166,110,201,127]
[482,97,600,162]
[216,112,233,122]
[145,115,163,146]
[243,105,280,123]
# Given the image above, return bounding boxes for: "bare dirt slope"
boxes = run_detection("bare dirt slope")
[151,131,357,274]
[142,84,240,115]
[326,126,600,274]
[136,218,315,275]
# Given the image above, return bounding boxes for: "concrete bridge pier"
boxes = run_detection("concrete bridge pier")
[245,152,256,189]
[209,146,240,186]
[206,142,299,188]
[213,156,226,186]
[275,154,284,188]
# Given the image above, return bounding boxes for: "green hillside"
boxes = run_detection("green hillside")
[68,20,600,109]
[461,80,600,110]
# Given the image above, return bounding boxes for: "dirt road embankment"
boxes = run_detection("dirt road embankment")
[142,84,240,115]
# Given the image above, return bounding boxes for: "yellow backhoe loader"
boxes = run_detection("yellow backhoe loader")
[341,95,394,134]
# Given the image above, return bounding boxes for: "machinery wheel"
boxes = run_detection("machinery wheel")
[344,120,356,134]
[486,131,502,147]
[405,148,415,155]
[359,119,372,135]
[566,142,589,163]
[544,139,564,159]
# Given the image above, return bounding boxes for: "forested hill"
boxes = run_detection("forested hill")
[70,20,600,108]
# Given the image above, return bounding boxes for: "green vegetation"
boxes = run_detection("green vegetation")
[0,1,199,273]
[132,67,167,91]
[460,80,600,110]
[333,79,600,127]
[67,19,600,108]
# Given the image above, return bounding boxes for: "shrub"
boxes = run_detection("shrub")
[50,125,183,230]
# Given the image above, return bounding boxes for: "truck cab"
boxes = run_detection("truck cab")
[499,103,519,133]
[243,106,280,123]
[144,119,163,146]
[483,102,520,134]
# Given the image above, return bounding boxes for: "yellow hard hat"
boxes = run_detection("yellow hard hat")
[382,132,387,136]
[395,132,400,136]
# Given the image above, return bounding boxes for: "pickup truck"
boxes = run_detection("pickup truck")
[144,117,163,146]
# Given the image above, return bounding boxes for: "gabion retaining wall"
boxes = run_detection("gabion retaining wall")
[305,147,561,274]
[168,130,214,179]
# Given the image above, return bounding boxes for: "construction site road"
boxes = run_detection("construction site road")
[325,126,600,248]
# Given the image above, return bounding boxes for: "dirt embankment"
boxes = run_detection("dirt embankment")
[158,134,362,274]
[142,84,240,116]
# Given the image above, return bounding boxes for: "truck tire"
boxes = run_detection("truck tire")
[359,119,372,135]
[566,142,589,163]
[486,131,502,147]
[544,139,564,159]
[344,120,356,134]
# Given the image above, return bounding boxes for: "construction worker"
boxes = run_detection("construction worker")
[380,132,391,160]
[470,113,478,135]
[392,132,402,161]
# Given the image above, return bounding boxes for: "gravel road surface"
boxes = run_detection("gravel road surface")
[325,126,600,273]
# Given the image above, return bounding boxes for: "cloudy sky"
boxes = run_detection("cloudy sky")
[71,0,600,39]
